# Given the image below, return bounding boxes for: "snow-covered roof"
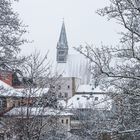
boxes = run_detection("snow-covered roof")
[76,85,107,93]
[58,84,112,110]
[4,107,73,116]
[76,85,94,93]
[60,94,112,110]
[0,63,13,71]
[0,80,49,97]
[109,57,138,68]
[0,80,22,97]
[93,86,107,93]
[16,88,49,97]
[55,54,90,84]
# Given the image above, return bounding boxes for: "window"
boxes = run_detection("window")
[50,85,55,89]
[95,97,98,101]
[67,85,70,89]
[61,119,64,123]
[65,92,68,98]
[58,92,62,98]
[59,51,64,55]
[66,119,68,124]
[15,101,20,107]
[58,85,61,90]
[77,97,80,100]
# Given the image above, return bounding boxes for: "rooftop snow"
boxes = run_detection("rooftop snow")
[0,80,22,97]
[0,80,49,97]
[76,85,107,93]
[16,88,49,97]
[60,94,112,110]
[55,54,90,84]
[4,107,73,116]
[76,84,94,93]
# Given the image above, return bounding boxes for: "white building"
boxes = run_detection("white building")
[59,85,112,111]
[55,77,81,99]
[4,107,73,139]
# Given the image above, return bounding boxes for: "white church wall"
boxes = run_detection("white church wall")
[56,77,81,99]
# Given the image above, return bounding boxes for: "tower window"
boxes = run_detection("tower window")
[66,119,68,124]
[61,119,64,123]
[59,51,64,55]
[67,85,70,89]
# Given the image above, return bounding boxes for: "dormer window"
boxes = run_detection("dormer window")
[77,97,80,100]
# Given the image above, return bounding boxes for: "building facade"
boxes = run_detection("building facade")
[55,77,81,99]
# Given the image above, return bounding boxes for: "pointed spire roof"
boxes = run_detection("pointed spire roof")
[58,21,68,48]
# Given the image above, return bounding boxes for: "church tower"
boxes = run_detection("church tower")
[57,21,68,63]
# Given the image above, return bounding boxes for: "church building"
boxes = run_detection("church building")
[56,22,90,85]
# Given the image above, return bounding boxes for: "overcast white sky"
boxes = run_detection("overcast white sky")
[13,0,122,59]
